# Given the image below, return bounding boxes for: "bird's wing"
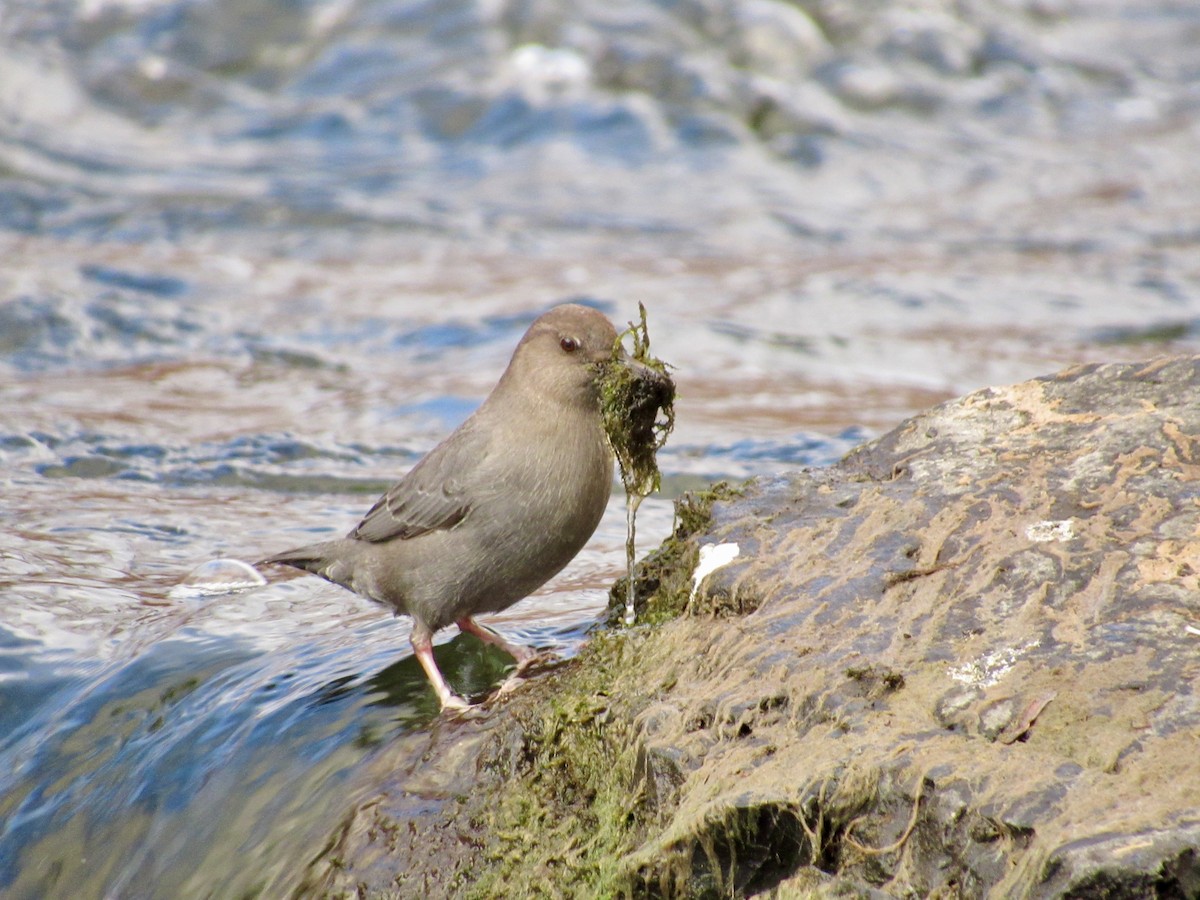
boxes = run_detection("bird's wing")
[349,431,490,544]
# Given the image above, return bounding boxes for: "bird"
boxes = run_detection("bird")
[261,303,633,710]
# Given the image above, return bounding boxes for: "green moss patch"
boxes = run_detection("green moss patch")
[466,632,666,899]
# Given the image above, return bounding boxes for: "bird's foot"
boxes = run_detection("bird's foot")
[514,649,563,677]
[440,693,472,712]
[488,652,565,700]
[440,694,497,721]
[493,676,521,698]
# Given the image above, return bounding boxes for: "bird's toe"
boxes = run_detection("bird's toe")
[440,693,472,712]
[514,649,563,676]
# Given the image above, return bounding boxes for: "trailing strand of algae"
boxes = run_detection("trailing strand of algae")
[598,303,676,625]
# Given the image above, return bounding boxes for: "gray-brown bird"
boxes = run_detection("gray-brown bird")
[261,304,631,710]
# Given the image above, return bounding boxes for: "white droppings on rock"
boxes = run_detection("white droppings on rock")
[1026,519,1075,542]
[690,542,741,602]
[948,640,1040,688]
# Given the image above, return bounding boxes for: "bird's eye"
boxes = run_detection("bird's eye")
[560,336,579,353]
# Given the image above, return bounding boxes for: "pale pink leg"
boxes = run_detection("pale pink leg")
[410,626,469,710]
[455,616,536,667]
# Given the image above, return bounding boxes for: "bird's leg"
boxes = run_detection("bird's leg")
[410,626,470,710]
[456,617,564,688]
[455,616,535,666]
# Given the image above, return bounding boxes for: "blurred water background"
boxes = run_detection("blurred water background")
[1,0,1198,895]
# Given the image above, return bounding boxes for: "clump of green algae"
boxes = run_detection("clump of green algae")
[598,303,676,625]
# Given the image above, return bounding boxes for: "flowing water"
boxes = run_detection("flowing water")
[1,0,1198,896]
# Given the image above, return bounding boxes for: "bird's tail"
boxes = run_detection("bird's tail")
[257,540,344,578]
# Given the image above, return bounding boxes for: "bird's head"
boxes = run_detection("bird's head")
[503,303,622,408]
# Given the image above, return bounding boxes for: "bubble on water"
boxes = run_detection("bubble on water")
[172,558,267,600]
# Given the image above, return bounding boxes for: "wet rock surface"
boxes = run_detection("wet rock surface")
[309,355,1200,898]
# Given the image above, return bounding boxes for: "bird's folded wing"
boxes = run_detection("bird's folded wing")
[349,436,487,543]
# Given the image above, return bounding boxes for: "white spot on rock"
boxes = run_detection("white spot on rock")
[690,542,741,602]
[948,640,1040,688]
[1026,519,1075,542]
